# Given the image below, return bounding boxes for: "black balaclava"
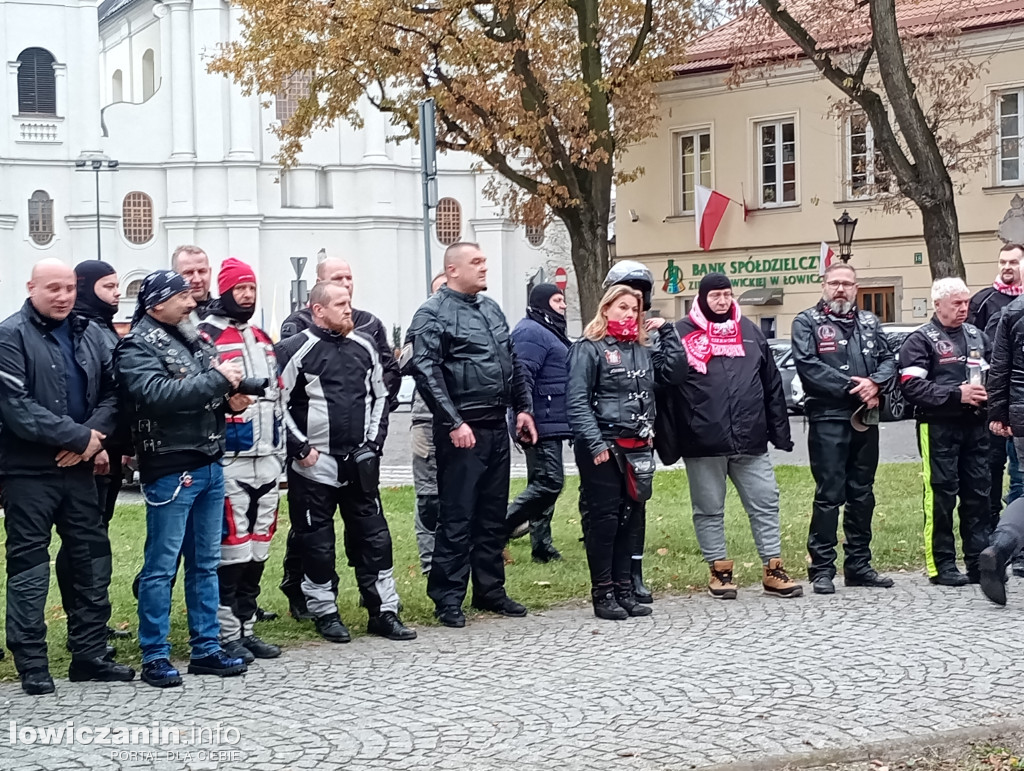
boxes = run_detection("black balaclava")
[526,283,570,346]
[207,287,256,324]
[697,272,733,324]
[74,260,118,330]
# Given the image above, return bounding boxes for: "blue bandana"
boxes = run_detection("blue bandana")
[131,270,190,326]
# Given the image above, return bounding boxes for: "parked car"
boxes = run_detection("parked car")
[880,323,921,422]
[769,339,804,414]
[396,375,416,411]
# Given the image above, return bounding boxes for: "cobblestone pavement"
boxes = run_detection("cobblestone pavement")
[2,573,1022,771]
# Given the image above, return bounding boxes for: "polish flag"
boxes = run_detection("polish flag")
[695,185,731,251]
[819,242,836,276]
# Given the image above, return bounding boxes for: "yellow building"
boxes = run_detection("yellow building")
[616,1,1024,336]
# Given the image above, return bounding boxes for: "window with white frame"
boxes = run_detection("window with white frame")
[757,118,797,206]
[998,89,1024,185]
[846,112,891,198]
[676,130,712,214]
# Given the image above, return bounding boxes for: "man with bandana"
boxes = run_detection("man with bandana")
[196,259,285,663]
[115,270,249,688]
[792,263,897,595]
[661,273,801,599]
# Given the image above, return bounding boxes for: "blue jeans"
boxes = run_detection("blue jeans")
[137,463,224,664]
[1008,440,1023,505]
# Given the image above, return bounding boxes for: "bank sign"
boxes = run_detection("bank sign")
[662,256,822,294]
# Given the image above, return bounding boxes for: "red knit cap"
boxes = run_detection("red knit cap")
[218,257,257,295]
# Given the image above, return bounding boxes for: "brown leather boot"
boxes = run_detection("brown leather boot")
[762,558,803,598]
[708,560,738,599]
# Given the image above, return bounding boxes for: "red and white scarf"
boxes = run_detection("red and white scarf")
[683,302,745,374]
[994,277,1024,296]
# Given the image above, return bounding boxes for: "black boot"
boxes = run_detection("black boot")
[980,530,1021,606]
[614,585,653,617]
[630,559,653,604]
[592,588,628,621]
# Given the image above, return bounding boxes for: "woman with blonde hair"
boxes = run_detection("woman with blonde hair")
[566,285,684,619]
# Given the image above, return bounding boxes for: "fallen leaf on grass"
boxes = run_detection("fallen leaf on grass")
[656,548,669,556]
[533,581,551,587]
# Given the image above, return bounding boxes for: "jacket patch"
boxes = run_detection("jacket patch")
[816,324,838,353]
[935,339,959,364]
[604,349,622,366]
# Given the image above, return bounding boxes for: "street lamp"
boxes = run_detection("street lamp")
[74,154,119,259]
[833,209,858,264]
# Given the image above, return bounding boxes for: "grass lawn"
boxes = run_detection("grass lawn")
[0,462,929,680]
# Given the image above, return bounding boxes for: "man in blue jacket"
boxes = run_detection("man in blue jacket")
[506,284,572,562]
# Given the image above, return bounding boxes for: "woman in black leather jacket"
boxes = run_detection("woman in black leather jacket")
[566,285,685,620]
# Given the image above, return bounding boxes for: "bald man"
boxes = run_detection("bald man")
[278,257,401,619]
[0,260,134,694]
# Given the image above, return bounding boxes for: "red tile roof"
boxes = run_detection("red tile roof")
[676,0,1024,75]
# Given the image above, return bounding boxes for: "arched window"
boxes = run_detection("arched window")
[142,49,155,100]
[276,71,312,122]
[111,70,123,103]
[122,192,154,244]
[17,48,57,115]
[124,279,143,299]
[525,223,545,247]
[435,197,462,246]
[28,190,54,245]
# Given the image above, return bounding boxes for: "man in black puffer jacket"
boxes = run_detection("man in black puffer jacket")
[408,242,536,629]
[657,273,801,599]
[792,263,896,595]
[505,283,572,563]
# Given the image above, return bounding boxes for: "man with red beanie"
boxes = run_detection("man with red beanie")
[197,258,285,663]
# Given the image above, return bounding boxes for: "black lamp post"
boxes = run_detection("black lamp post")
[834,209,858,264]
[75,155,119,259]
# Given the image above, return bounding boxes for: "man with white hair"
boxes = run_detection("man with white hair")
[898,277,991,586]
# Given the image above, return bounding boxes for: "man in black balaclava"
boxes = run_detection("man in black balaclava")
[506,284,572,562]
[54,261,134,644]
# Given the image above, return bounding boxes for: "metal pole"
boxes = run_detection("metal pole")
[419,98,437,297]
[94,169,101,259]
[422,178,432,296]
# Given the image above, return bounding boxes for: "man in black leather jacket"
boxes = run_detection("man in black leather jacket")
[115,270,250,688]
[408,242,537,628]
[899,278,990,587]
[792,264,896,594]
[0,259,132,694]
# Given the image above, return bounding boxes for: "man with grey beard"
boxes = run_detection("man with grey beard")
[791,263,897,595]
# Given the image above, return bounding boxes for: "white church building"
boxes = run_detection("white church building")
[0,0,569,336]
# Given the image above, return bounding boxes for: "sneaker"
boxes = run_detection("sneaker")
[614,587,653,617]
[708,560,738,599]
[436,607,466,628]
[367,611,417,641]
[187,651,248,677]
[141,659,182,688]
[20,668,55,695]
[68,657,135,682]
[811,575,836,595]
[762,558,803,597]
[313,613,351,643]
[222,639,255,664]
[531,547,562,563]
[242,635,282,659]
[471,596,527,617]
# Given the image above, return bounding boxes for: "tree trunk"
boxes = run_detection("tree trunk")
[562,211,611,321]
[918,189,965,280]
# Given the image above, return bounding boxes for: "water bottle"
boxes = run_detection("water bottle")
[967,348,984,386]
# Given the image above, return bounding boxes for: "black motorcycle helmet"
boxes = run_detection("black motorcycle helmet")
[603,260,654,311]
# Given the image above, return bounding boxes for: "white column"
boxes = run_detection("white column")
[227,4,256,159]
[361,96,389,161]
[165,0,195,158]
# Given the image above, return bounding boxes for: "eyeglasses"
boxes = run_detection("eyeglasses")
[825,280,857,289]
